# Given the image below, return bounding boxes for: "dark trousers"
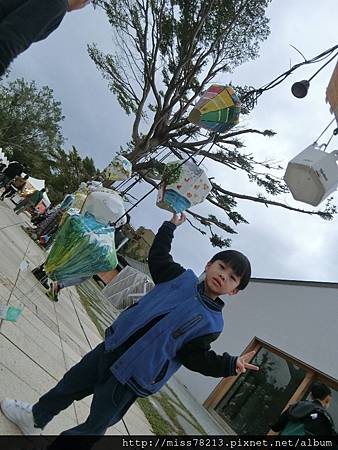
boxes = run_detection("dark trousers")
[14,197,33,214]
[32,343,137,442]
[0,0,68,74]
[0,184,15,199]
[0,174,10,188]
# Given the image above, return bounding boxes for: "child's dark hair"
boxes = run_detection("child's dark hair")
[310,382,331,400]
[209,250,251,290]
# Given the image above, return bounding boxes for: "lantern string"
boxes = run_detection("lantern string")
[112,136,208,226]
[241,45,338,106]
[314,117,336,147]
[113,129,198,193]
[322,127,338,152]
[197,133,219,166]
[308,52,338,82]
[118,133,194,196]
[120,150,171,195]
[114,147,169,191]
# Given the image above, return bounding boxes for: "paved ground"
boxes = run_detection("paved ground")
[0,199,152,436]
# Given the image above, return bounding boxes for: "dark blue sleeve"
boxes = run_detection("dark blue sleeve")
[177,333,238,377]
[148,221,185,284]
[0,0,68,75]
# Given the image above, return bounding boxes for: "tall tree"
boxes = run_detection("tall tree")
[0,77,64,180]
[47,146,99,203]
[90,0,336,247]
[0,77,99,204]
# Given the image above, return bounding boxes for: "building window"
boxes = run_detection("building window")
[205,337,338,435]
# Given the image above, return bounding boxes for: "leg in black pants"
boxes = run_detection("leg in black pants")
[0,0,68,74]
[32,343,136,445]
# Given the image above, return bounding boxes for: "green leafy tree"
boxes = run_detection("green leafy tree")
[0,77,99,204]
[90,0,335,247]
[0,78,64,180]
[47,146,99,203]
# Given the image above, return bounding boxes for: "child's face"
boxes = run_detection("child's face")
[204,260,240,299]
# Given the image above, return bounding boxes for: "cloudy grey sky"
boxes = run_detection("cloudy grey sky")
[9,0,338,282]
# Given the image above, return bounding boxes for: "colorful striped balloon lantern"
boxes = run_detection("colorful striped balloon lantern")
[189,84,241,133]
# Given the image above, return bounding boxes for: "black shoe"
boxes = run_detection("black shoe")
[46,281,59,302]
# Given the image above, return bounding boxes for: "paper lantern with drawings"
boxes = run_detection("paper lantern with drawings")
[104,155,132,181]
[156,160,212,213]
[81,189,127,228]
[189,84,241,133]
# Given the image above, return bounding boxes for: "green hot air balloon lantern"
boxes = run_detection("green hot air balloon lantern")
[45,213,118,282]
[189,84,241,133]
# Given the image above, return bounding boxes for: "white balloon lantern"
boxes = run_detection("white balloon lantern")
[81,190,127,227]
[104,155,132,182]
[156,160,212,213]
[284,143,338,206]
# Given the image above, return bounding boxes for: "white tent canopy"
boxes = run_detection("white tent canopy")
[27,176,51,207]
[0,148,9,166]
[0,152,51,207]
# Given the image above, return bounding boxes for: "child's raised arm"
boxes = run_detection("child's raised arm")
[148,213,186,284]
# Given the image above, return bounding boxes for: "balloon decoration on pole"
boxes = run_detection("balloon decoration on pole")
[104,155,132,182]
[284,143,338,206]
[188,84,241,133]
[156,160,212,213]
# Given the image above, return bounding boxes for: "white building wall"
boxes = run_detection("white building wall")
[176,279,338,404]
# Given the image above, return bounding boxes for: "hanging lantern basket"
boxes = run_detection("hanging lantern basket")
[156,160,212,213]
[284,143,338,206]
[189,84,241,133]
[104,155,132,182]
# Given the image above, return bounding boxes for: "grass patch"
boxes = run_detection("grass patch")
[137,397,174,435]
[156,392,185,434]
[137,389,207,436]
[76,286,105,338]
[165,385,207,435]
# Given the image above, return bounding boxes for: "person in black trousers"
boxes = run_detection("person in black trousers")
[0,0,90,75]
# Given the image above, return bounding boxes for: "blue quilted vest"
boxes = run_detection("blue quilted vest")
[105,269,224,397]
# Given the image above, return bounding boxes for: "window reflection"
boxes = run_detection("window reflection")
[215,347,306,435]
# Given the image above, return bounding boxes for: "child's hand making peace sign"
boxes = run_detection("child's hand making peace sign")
[236,351,259,374]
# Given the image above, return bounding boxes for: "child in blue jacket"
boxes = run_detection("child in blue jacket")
[1,212,258,445]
